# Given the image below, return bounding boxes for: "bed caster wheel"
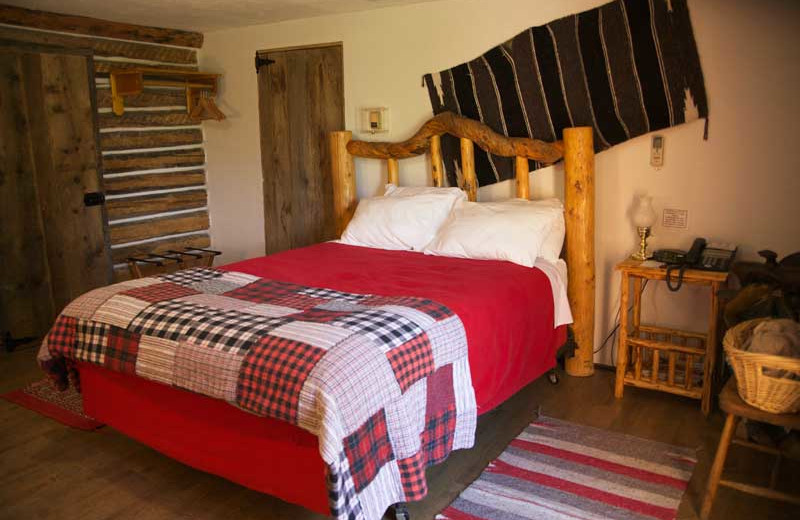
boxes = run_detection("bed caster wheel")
[392,503,410,520]
[548,370,559,385]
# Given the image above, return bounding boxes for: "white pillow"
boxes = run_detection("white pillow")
[529,198,565,262]
[423,199,557,268]
[384,183,467,203]
[340,193,460,251]
[388,185,563,261]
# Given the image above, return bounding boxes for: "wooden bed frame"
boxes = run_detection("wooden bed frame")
[70,113,598,520]
[329,112,596,377]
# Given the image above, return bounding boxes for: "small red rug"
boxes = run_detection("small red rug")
[2,378,104,430]
[438,415,697,520]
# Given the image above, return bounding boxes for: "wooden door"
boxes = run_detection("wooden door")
[257,44,344,254]
[0,47,111,342]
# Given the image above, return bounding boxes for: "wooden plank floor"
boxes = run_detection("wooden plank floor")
[1,347,797,520]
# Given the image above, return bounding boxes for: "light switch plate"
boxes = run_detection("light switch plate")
[360,107,389,134]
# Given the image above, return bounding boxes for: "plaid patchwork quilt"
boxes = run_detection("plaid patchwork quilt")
[38,268,477,520]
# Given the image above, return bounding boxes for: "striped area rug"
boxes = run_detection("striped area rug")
[2,379,103,431]
[438,416,696,520]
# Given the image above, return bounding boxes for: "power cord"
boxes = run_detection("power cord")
[594,279,649,359]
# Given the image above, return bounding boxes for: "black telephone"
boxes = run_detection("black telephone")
[653,238,737,291]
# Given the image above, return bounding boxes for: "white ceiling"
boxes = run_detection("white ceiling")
[6,0,440,34]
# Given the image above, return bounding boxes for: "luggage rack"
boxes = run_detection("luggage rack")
[126,247,221,279]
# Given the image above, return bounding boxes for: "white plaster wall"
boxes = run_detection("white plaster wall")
[201,0,800,364]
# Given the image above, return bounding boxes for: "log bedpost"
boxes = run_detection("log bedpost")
[330,130,357,236]
[515,156,530,199]
[430,135,444,187]
[563,127,595,377]
[460,137,478,202]
[387,158,399,185]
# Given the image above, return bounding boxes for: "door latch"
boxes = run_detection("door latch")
[83,192,106,207]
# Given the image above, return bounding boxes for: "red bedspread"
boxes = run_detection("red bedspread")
[71,242,565,515]
[223,242,565,413]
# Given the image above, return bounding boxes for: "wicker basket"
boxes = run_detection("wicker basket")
[723,318,800,414]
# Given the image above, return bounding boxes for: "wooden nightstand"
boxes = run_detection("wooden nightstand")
[614,259,729,416]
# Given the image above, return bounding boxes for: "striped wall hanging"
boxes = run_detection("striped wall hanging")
[423,0,708,188]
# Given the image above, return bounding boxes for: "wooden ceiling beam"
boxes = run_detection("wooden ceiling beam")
[0,4,203,48]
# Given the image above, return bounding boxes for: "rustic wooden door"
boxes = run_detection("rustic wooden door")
[0,46,111,343]
[257,44,344,254]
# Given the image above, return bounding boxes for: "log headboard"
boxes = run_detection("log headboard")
[328,112,595,377]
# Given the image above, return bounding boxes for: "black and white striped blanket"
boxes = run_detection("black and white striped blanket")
[424,0,708,187]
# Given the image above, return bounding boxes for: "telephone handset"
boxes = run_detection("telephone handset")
[653,238,737,291]
[685,237,707,265]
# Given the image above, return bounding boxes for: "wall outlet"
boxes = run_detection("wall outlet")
[662,208,688,229]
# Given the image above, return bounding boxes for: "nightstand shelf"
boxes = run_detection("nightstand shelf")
[623,325,706,400]
[614,259,728,416]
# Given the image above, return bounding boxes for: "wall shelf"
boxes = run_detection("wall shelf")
[109,67,224,120]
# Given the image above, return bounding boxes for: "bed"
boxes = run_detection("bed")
[40,113,596,519]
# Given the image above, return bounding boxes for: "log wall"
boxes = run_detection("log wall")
[0,8,210,281]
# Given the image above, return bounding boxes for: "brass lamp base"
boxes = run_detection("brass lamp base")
[631,226,652,261]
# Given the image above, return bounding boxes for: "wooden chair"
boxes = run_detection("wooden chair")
[700,378,800,519]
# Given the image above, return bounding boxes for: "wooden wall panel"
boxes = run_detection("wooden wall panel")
[102,148,205,174]
[106,190,207,219]
[0,26,197,63]
[0,5,203,47]
[0,52,56,339]
[22,52,112,311]
[98,111,197,129]
[104,170,206,194]
[258,45,342,255]
[96,88,186,109]
[110,212,209,243]
[296,46,341,246]
[96,56,209,268]
[259,52,293,254]
[93,61,199,74]
[100,129,203,150]
[3,8,211,279]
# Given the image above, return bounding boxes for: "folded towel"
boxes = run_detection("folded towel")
[743,319,800,379]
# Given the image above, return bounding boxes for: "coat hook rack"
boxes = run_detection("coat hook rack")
[110,67,225,121]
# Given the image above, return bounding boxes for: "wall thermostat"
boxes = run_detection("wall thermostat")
[650,134,664,168]
[360,107,389,134]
